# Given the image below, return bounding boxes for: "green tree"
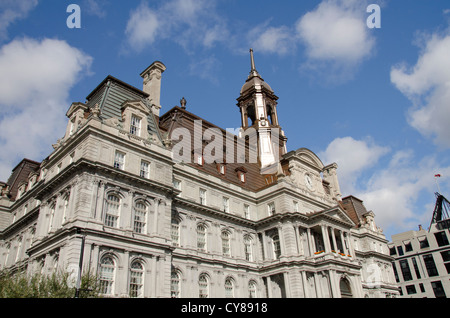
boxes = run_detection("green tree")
[0,269,100,298]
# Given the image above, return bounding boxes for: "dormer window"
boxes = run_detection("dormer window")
[235,167,247,183]
[195,153,204,166]
[130,115,141,136]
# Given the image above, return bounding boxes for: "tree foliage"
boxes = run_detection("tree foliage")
[0,269,100,298]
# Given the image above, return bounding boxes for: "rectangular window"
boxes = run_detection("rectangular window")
[173,179,181,190]
[423,254,439,277]
[199,189,206,205]
[293,201,299,212]
[130,115,141,136]
[195,154,203,166]
[434,231,449,247]
[405,242,413,252]
[412,257,421,279]
[223,197,229,213]
[114,151,125,170]
[244,204,250,219]
[140,160,150,179]
[441,250,450,274]
[431,281,446,298]
[419,237,429,248]
[397,246,404,256]
[268,202,276,216]
[419,283,425,293]
[399,260,413,281]
[389,247,397,256]
[406,285,417,295]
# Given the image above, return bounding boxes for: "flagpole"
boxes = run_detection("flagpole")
[435,174,442,194]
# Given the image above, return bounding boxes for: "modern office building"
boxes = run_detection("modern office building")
[0,51,399,298]
[389,193,450,298]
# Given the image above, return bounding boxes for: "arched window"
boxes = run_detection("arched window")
[248,280,257,298]
[171,218,180,246]
[272,234,281,259]
[171,270,181,298]
[244,235,253,261]
[129,260,144,298]
[104,194,120,228]
[99,256,115,295]
[133,201,147,233]
[225,277,234,298]
[197,224,207,251]
[222,231,231,256]
[340,278,353,298]
[199,274,209,298]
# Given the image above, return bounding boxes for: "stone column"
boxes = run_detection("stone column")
[321,225,331,253]
[306,228,314,256]
[330,227,338,252]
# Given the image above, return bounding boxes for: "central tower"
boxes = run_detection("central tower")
[237,49,287,172]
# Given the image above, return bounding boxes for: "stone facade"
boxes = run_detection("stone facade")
[0,54,399,298]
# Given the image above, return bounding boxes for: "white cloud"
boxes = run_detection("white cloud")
[0,0,38,41]
[84,0,108,18]
[356,151,450,236]
[125,3,160,51]
[296,0,374,63]
[0,37,92,181]
[295,0,375,82]
[321,137,450,238]
[319,136,389,194]
[391,32,450,147]
[124,0,228,53]
[248,23,295,56]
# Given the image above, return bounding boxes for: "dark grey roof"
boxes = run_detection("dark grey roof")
[85,75,161,142]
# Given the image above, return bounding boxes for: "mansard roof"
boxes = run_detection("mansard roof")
[159,106,272,191]
[85,75,161,142]
[340,195,370,227]
[5,158,40,200]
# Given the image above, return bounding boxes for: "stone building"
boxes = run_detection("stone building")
[0,50,399,298]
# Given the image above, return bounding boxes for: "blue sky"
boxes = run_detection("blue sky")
[1,0,450,241]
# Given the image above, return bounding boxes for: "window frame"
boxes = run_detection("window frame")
[130,114,142,136]
[99,256,116,295]
[114,151,125,170]
[133,200,147,234]
[129,260,144,298]
[140,160,150,179]
[104,194,121,228]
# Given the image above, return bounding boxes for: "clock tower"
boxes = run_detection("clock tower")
[237,49,287,172]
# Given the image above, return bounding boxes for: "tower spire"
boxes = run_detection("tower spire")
[249,48,260,78]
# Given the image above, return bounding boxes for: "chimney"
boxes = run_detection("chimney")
[140,61,166,117]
